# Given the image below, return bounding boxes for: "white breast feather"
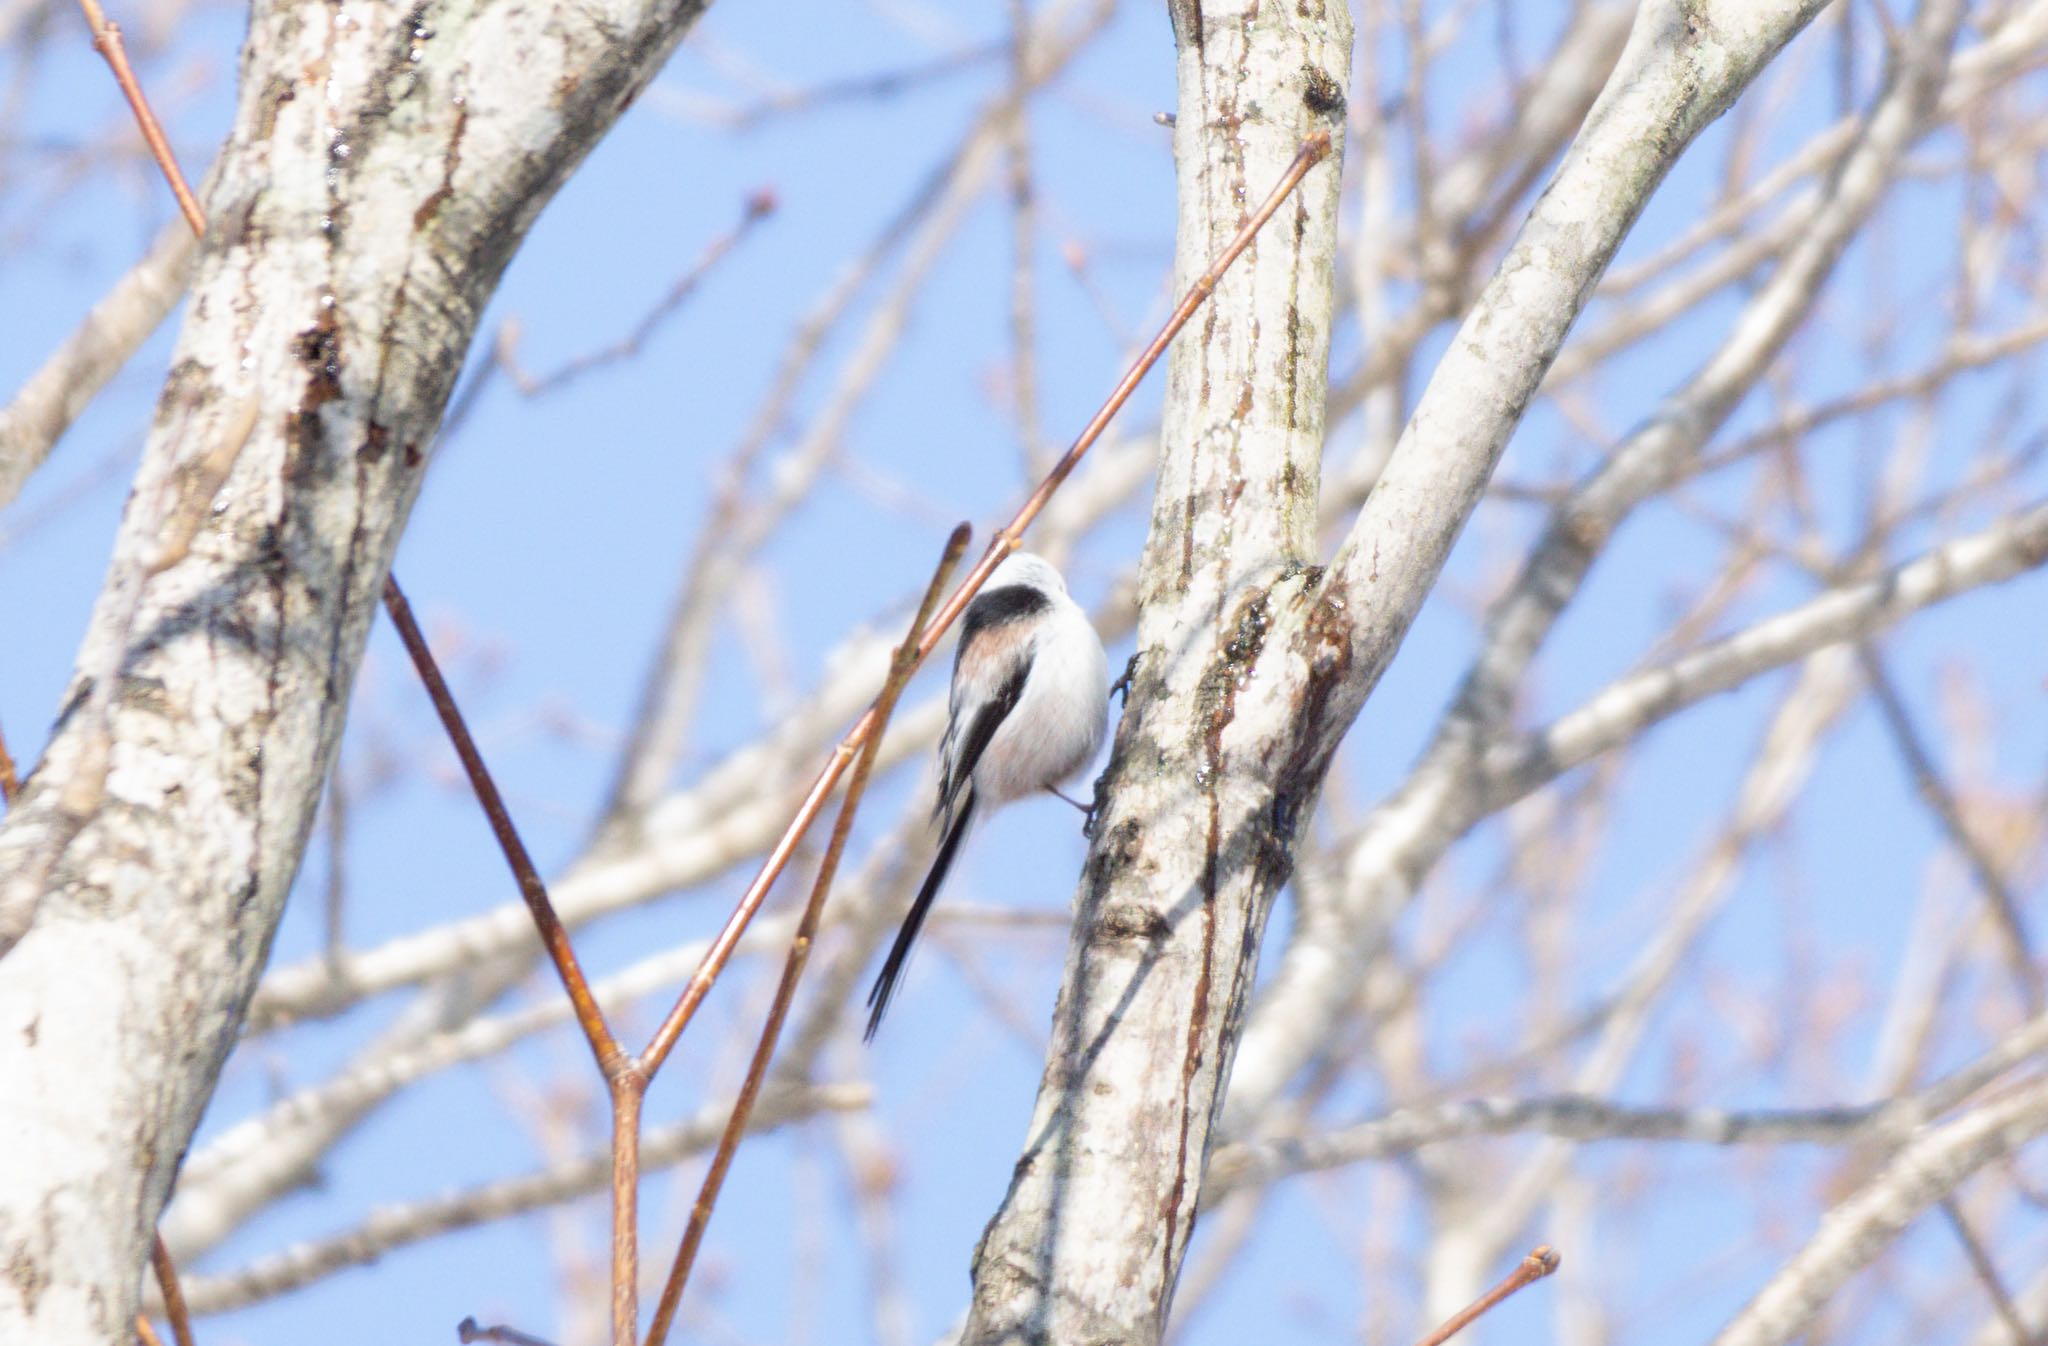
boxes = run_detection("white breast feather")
[972,595,1109,806]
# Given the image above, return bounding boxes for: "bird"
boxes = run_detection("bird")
[864,551,1109,1040]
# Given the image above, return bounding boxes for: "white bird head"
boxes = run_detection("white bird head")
[987,550,1069,596]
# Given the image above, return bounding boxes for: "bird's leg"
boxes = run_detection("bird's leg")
[1049,782,1112,840]
[1047,785,1090,814]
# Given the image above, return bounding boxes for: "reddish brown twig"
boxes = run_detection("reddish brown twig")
[150,1232,196,1346]
[606,1070,645,1346]
[0,8,195,820]
[389,571,638,1343]
[0,719,18,805]
[385,584,644,1346]
[1412,1245,1561,1346]
[636,128,1334,1079]
[134,1316,165,1346]
[382,577,624,1070]
[642,525,970,1346]
[74,0,206,237]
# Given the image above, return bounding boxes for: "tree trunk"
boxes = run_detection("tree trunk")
[960,2,1831,1342]
[959,2,1353,1340]
[0,1,710,1340]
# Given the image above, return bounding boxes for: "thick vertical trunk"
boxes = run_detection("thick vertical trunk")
[959,3,1353,1341]
[0,1,710,1340]
[960,2,1832,1342]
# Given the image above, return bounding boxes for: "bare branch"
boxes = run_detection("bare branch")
[1859,647,2041,1013]
[1709,1073,2048,1346]
[0,221,194,511]
[1485,500,2048,802]
[166,1085,869,1317]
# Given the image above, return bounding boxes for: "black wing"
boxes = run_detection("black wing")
[933,588,1045,827]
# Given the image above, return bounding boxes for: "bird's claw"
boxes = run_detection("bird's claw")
[1110,652,1141,705]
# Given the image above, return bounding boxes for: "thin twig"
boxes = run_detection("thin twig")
[1859,647,2042,1014]
[134,1316,165,1346]
[606,1072,643,1346]
[1004,0,1043,473]
[150,1232,195,1346]
[1412,1245,1561,1346]
[73,0,206,236]
[502,191,777,399]
[322,767,350,983]
[716,41,1007,130]
[635,128,1334,1080]
[1940,1197,2032,1346]
[381,577,624,1070]
[643,524,970,1346]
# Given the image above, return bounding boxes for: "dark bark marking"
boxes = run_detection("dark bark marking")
[412,91,468,233]
[289,307,344,473]
[253,74,296,142]
[1098,902,1172,947]
[6,1243,49,1315]
[1272,582,1352,837]
[1301,62,1344,117]
[1158,587,1273,1288]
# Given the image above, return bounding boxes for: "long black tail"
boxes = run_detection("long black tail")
[866,790,976,1041]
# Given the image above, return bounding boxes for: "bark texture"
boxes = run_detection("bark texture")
[961,2,1831,1342]
[0,1,710,1340]
[1226,0,1960,1143]
[960,2,1352,1341]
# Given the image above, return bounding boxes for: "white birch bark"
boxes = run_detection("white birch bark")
[0,1,712,1341]
[959,1,1353,1338]
[961,2,1832,1342]
[1226,0,1966,1129]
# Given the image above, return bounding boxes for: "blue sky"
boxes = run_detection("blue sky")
[4,1,2046,1343]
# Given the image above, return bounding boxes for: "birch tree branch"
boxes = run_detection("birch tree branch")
[168,1083,869,1315]
[964,2,1835,1342]
[0,220,196,511]
[1207,994,2048,1205]
[1314,0,1832,732]
[1226,0,1973,1123]
[1482,499,2048,802]
[1710,1073,2048,1346]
